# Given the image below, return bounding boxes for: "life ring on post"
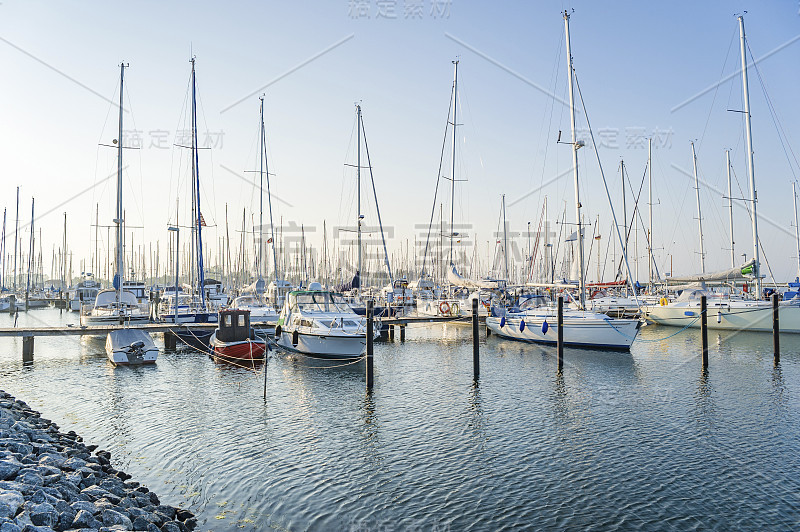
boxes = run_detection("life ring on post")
[439,301,450,315]
[450,302,459,316]
[659,297,668,307]
[742,282,749,293]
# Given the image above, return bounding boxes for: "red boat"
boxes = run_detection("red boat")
[209,309,267,362]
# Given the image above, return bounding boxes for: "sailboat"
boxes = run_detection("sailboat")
[84,63,157,364]
[230,95,279,333]
[160,58,221,348]
[644,14,800,332]
[486,11,641,350]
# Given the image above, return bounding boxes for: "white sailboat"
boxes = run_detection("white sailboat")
[487,11,642,350]
[83,63,156,364]
[231,95,279,326]
[644,15,800,332]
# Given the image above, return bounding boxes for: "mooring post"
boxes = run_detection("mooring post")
[472,298,479,379]
[399,325,405,342]
[164,332,176,351]
[701,295,708,368]
[366,300,374,390]
[557,295,564,371]
[773,292,780,363]
[8,295,15,314]
[263,345,268,400]
[389,325,395,341]
[22,335,34,362]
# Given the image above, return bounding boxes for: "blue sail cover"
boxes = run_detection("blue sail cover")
[334,272,360,293]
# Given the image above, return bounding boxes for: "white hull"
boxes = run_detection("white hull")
[105,329,158,365]
[486,310,640,350]
[277,330,366,359]
[644,300,800,332]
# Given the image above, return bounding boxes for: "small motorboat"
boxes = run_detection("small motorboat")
[209,309,268,363]
[105,329,158,365]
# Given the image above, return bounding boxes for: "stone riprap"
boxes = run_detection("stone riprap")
[0,391,197,532]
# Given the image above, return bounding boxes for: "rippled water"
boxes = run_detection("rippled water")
[1,308,799,530]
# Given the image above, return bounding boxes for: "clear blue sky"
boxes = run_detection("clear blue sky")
[1,0,798,283]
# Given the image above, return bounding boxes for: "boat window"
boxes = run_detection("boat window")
[238,314,246,327]
[225,315,232,327]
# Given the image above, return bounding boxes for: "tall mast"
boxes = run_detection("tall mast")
[258,97,264,282]
[449,59,459,267]
[502,194,509,281]
[691,141,705,274]
[62,213,67,291]
[14,187,19,292]
[261,97,280,306]
[356,104,362,299]
[564,11,586,308]
[190,57,205,306]
[115,63,126,311]
[739,15,760,296]
[620,159,628,295]
[794,182,800,280]
[0,208,5,289]
[648,138,653,289]
[726,149,735,268]
[95,204,99,279]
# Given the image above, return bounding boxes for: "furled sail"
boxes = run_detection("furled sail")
[664,259,756,284]
[446,264,504,290]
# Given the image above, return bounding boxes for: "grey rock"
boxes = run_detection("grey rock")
[146,524,160,532]
[182,517,196,531]
[69,501,98,515]
[100,509,131,530]
[20,525,56,532]
[13,472,41,488]
[0,461,21,482]
[0,490,24,519]
[26,502,57,528]
[57,510,76,530]
[62,457,87,472]
[154,507,175,521]
[175,509,193,522]
[160,522,181,532]
[0,521,22,532]
[131,516,150,531]
[0,483,29,496]
[146,493,158,506]
[71,509,93,528]
[36,455,65,469]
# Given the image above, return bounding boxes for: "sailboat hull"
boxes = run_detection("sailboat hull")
[486,311,640,350]
[645,302,800,332]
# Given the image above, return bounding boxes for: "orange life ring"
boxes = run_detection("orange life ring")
[439,301,450,315]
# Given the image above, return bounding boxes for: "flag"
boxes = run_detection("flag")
[199,213,207,226]
[267,237,273,244]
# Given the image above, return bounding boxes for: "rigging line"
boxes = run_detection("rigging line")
[421,80,456,278]
[747,41,800,179]
[360,113,393,284]
[699,27,738,148]
[573,73,640,307]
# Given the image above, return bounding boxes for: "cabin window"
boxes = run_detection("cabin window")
[225,315,232,327]
[238,315,246,327]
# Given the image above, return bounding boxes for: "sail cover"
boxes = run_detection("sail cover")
[446,264,504,290]
[665,259,756,284]
[334,272,360,293]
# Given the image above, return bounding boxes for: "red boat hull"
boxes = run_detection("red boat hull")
[210,338,267,361]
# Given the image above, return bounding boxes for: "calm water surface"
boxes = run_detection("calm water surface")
[1,308,798,530]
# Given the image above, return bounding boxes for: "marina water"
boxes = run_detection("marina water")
[1,308,798,530]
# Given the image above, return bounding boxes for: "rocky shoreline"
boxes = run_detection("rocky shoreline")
[0,391,196,532]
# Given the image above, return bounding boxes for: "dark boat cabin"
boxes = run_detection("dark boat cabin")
[217,309,251,342]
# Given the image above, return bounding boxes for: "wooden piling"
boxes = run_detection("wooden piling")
[389,326,395,341]
[8,295,15,314]
[399,325,405,342]
[472,298,479,379]
[366,300,374,390]
[773,292,780,363]
[701,295,708,368]
[164,332,176,351]
[22,335,34,362]
[557,296,564,371]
